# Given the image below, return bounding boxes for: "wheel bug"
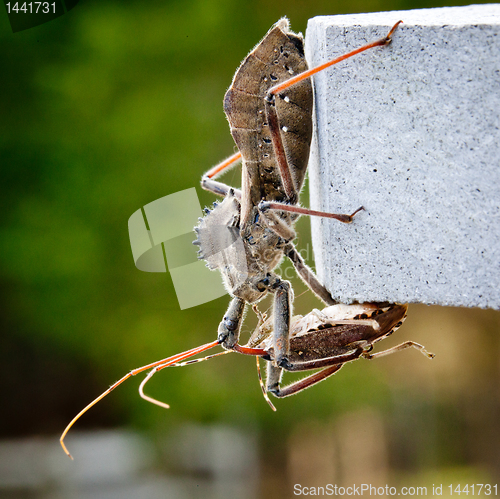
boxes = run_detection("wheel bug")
[195,18,402,368]
[60,18,406,458]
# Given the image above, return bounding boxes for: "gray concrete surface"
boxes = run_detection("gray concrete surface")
[305,4,500,309]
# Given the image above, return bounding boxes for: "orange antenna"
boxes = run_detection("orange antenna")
[256,356,276,412]
[60,339,221,459]
[139,349,232,409]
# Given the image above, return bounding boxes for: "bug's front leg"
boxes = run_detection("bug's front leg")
[218,296,246,349]
[261,20,403,210]
[271,278,293,368]
[285,243,337,306]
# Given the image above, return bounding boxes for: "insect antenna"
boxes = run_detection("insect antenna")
[60,339,221,459]
[139,350,233,409]
[256,356,276,412]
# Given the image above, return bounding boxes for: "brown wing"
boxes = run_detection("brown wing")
[288,303,409,365]
[223,18,313,209]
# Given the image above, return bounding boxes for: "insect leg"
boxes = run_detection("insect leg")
[285,244,337,306]
[256,206,296,241]
[201,151,242,198]
[285,347,366,372]
[217,296,246,349]
[268,21,402,96]
[265,346,367,398]
[262,20,402,204]
[138,350,233,409]
[363,341,435,360]
[260,202,364,224]
[266,362,344,398]
[272,279,293,368]
[60,339,220,459]
[264,94,298,203]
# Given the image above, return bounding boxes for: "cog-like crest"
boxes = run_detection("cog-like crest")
[193,191,241,271]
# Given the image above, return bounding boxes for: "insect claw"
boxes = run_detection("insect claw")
[387,20,403,40]
[204,207,211,214]
[351,206,365,217]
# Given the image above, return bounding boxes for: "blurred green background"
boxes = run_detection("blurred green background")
[1,0,499,496]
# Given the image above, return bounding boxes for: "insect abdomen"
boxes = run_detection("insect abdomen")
[224,18,313,206]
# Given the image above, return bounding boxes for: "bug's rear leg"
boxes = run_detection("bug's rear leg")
[266,362,344,398]
[259,201,364,224]
[262,337,433,402]
[263,93,299,203]
[363,341,435,360]
[265,345,367,398]
[201,151,243,198]
[263,20,402,207]
[285,244,336,306]
[217,296,246,349]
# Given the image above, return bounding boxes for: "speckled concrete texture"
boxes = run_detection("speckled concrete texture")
[305,5,500,309]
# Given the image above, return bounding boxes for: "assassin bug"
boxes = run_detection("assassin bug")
[60,18,405,457]
[194,18,402,368]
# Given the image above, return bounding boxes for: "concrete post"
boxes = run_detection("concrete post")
[305,4,500,309]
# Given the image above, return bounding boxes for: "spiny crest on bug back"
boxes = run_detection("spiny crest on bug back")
[193,190,242,270]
